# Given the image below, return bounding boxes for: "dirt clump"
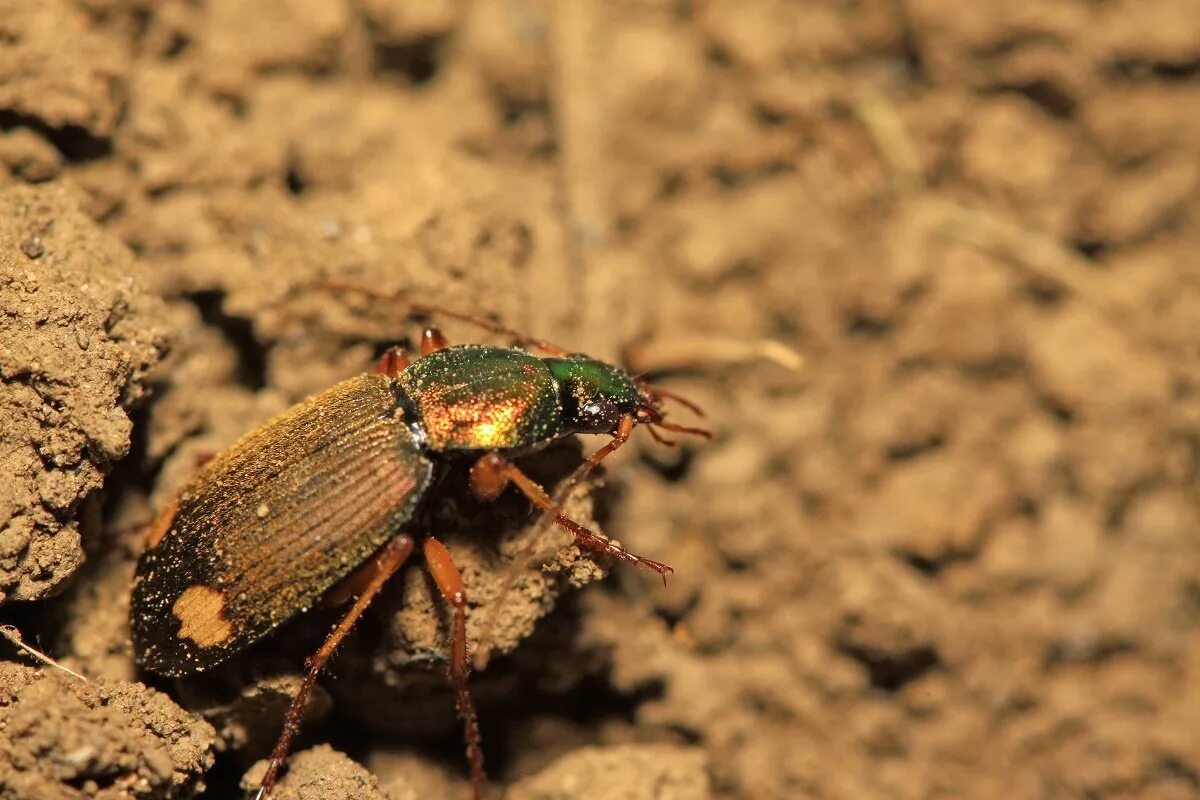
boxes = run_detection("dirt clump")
[508,744,711,800]
[0,662,214,800]
[243,745,401,800]
[0,183,171,604]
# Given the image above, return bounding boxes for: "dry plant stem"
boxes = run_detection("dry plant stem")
[0,625,86,681]
[624,336,804,375]
[256,534,416,800]
[844,80,1155,350]
[423,537,486,800]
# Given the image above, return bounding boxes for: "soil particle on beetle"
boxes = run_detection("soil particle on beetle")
[0,661,215,800]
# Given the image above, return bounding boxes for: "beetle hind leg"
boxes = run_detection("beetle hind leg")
[255,534,416,799]
[423,536,486,800]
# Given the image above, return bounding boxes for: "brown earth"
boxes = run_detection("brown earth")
[2,1,1199,799]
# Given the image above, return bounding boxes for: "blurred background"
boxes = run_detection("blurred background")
[1,1,1198,798]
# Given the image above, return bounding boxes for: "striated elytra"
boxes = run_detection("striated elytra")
[132,372,432,675]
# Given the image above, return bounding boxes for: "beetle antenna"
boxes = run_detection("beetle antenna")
[646,386,707,418]
[306,279,572,357]
[654,419,714,440]
[646,425,679,447]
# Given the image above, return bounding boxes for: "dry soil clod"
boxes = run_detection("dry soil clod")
[0,183,172,604]
[0,661,215,800]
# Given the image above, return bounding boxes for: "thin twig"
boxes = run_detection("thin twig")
[624,336,804,376]
[0,624,86,681]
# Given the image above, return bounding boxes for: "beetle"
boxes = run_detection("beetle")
[129,298,711,800]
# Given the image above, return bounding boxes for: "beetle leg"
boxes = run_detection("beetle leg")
[423,537,486,800]
[468,452,511,501]
[256,534,416,800]
[521,414,634,526]
[581,413,634,472]
[318,548,389,609]
[468,453,673,581]
[421,327,450,355]
[372,345,411,377]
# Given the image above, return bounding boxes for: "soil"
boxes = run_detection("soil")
[1,2,1199,799]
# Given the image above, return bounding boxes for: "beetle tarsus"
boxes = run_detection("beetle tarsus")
[253,761,280,799]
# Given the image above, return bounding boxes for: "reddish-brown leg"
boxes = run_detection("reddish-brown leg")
[547,414,635,519]
[423,537,485,800]
[580,413,634,472]
[469,452,673,580]
[372,345,411,377]
[421,327,450,356]
[255,534,416,800]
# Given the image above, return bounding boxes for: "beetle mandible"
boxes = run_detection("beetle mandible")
[129,295,711,800]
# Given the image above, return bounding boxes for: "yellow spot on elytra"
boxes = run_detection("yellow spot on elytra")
[173,586,234,648]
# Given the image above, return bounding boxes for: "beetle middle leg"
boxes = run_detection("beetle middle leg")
[423,536,486,800]
[255,533,416,799]
[469,452,673,579]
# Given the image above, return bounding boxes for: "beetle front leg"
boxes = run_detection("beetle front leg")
[255,534,416,799]
[468,453,673,581]
[423,536,486,800]
[580,413,634,472]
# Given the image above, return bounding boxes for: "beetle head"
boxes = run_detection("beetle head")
[546,354,712,443]
[546,355,641,434]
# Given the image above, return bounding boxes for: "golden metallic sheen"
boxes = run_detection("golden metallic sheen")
[400,346,561,451]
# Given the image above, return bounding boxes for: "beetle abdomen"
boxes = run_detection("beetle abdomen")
[399,345,561,451]
[132,374,433,676]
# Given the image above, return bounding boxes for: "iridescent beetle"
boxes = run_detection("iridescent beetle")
[129,294,710,799]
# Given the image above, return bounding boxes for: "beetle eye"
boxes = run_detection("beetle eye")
[578,397,620,432]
